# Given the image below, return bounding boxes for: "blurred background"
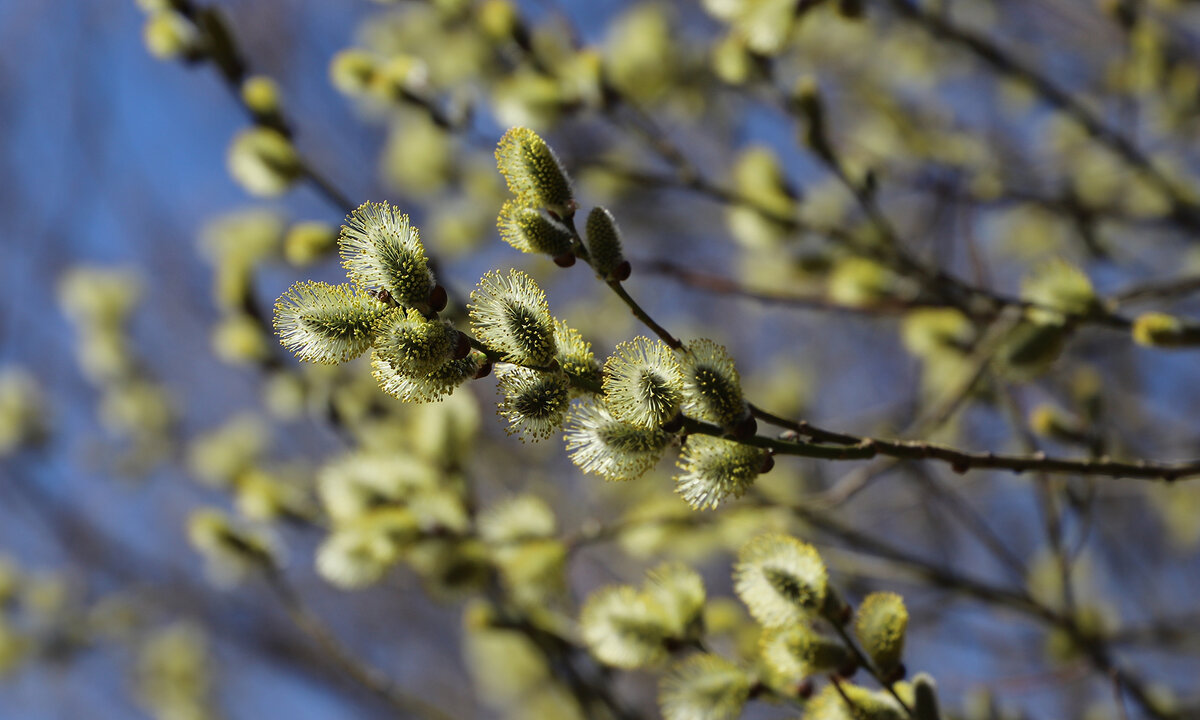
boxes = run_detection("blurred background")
[2,0,1200,718]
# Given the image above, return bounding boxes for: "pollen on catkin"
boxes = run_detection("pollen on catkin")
[733,533,828,628]
[469,270,557,366]
[274,281,393,364]
[495,127,574,213]
[498,200,574,257]
[495,365,571,442]
[553,319,601,393]
[371,349,485,403]
[339,202,436,310]
[678,339,748,428]
[674,434,765,510]
[602,336,683,429]
[564,400,671,481]
[374,307,460,377]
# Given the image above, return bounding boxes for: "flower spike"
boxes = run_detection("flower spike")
[554,319,601,393]
[274,281,393,364]
[564,400,671,481]
[678,339,749,428]
[339,201,436,311]
[602,336,683,429]
[658,654,751,720]
[469,269,557,366]
[495,127,574,214]
[495,365,571,442]
[585,207,629,281]
[674,434,765,510]
[580,585,671,669]
[371,349,485,403]
[498,200,574,257]
[374,307,460,377]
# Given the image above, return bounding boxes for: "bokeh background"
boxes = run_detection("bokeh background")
[3,0,1200,718]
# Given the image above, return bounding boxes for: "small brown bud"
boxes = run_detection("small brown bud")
[429,284,448,313]
[473,361,493,379]
[836,659,859,679]
[730,413,758,440]
[553,252,576,268]
[452,331,471,359]
[610,259,632,282]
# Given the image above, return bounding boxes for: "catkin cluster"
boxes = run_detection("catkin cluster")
[274,128,776,510]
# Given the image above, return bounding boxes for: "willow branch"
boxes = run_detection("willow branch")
[547,187,1200,482]
[1112,274,1200,306]
[750,403,1200,481]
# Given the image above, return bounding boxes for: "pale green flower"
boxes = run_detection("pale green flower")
[339,202,436,310]
[498,200,574,256]
[644,563,706,638]
[554,319,601,393]
[495,365,570,441]
[274,281,393,364]
[603,336,683,429]
[678,339,748,428]
[580,585,671,668]
[759,626,852,688]
[675,434,765,510]
[854,591,908,675]
[564,400,670,481]
[227,128,302,197]
[315,508,419,589]
[374,307,461,377]
[469,269,557,365]
[495,127,574,213]
[584,207,628,280]
[804,683,905,720]
[371,349,485,403]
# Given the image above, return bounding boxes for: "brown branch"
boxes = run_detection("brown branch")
[749,404,1200,481]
